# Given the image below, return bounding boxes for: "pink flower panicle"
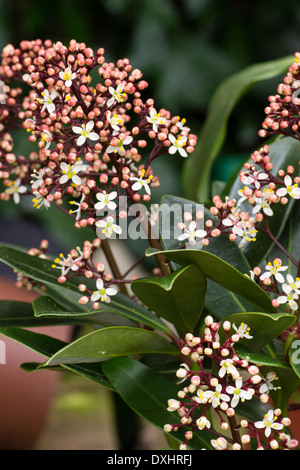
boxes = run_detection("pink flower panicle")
[164,316,298,450]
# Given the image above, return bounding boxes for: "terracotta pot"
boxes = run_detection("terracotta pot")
[0,276,72,450]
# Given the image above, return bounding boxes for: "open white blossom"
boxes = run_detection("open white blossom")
[107,84,126,107]
[240,170,269,189]
[203,384,230,408]
[177,221,207,246]
[260,260,288,284]
[232,220,257,248]
[259,372,281,394]
[72,120,99,146]
[95,216,122,238]
[5,178,27,204]
[37,89,58,114]
[95,191,118,211]
[91,278,117,303]
[276,282,299,311]
[276,175,300,200]
[232,322,253,339]
[32,192,50,210]
[196,416,211,430]
[69,193,86,221]
[106,135,133,156]
[219,359,239,379]
[52,250,83,276]
[59,67,76,87]
[226,377,253,408]
[59,159,86,186]
[168,134,188,157]
[254,409,283,438]
[146,107,166,132]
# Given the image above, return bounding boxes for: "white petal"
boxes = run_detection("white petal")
[72,126,83,134]
[72,175,82,186]
[106,287,117,296]
[77,135,86,146]
[86,120,94,131]
[96,278,104,290]
[88,132,99,141]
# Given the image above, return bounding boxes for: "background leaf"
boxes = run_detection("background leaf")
[182,55,294,203]
[146,247,274,314]
[45,326,178,366]
[102,356,214,450]
[132,265,206,334]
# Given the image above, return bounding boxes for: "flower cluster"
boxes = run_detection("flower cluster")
[177,143,299,251]
[164,316,298,450]
[259,52,300,141]
[0,39,197,232]
[248,258,300,313]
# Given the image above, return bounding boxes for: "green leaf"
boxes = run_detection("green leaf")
[146,248,274,314]
[0,243,169,333]
[0,326,114,389]
[223,137,300,267]
[236,345,291,368]
[131,265,206,334]
[159,194,266,318]
[182,55,294,202]
[290,339,300,379]
[221,312,296,352]
[45,327,178,366]
[32,295,137,328]
[102,357,213,450]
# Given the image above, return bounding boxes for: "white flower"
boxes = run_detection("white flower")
[232,322,253,339]
[276,175,300,200]
[276,282,299,311]
[130,170,153,195]
[94,191,118,211]
[196,416,211,430]
[106,135,133,156]
[254,409,283,438]
[5,178,27,204]
[219,359,239,379]
[232,220,257,248]
[240,170,269,189]
[95,215,122,238]
[69,193,86,221]
[72,120,99,146]
[177,220,207,246]
[260,260,288,284]
[252,196,274,217]
[211,437,228,450]
[175,116,190,133]
[168,133,188,157]
[40,129,53,149]
[106,111,124,134]
[91,278,117,303]
[226,377,253,408]
[52,250,83,276]
[203,384,230,408]
[59,67,76,87]
[284,274,300,294]
[59,159,86,186]
[107,83,126,107]
[259,372,281,394]
[222,207,241,227]
[37,89,58,114]
[146,108,166,132]
[167,399,181,412]
[32,192,50,210]
[30,167,52,190]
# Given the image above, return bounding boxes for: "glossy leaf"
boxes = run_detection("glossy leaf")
[45,326,178,366]
[0,243,169,334]
[182,55,294,203]
[102,356,214,450]
[290,339,300,379]
[146,247,274,313]
[131,265,206,334]
[221,312,296,352]
[0,326,114,389]
[32,295,137,328]
[223,137,300,267]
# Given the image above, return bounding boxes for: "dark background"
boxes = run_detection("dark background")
[1,0,300,264]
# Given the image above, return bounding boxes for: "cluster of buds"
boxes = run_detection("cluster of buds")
[177,143,299,251]
[14,239,50,291]
[248,258,300,314]
[0,39,197,232]
[259,52,300,140]
[164,315,298,450]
